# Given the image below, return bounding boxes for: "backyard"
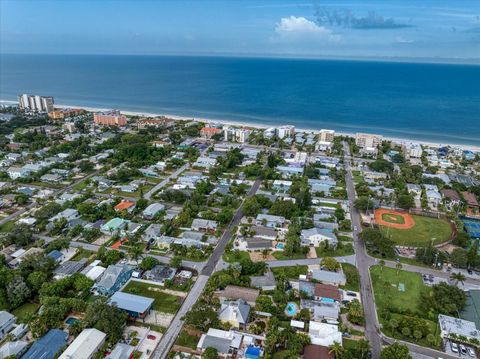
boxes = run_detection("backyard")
[122,280,183,314]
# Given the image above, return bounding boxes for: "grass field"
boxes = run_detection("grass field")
[316,242,354,257]
[12,302,40,323]
[272,251,306,260]
[381,213,405,224]
[122,280,182,314]
[370,266,440,347]
[341,263,360,292]
[175,330,200,349]
[379,215,452,247]
[271,265,308,279]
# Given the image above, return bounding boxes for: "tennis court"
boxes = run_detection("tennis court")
[463,218,480,238]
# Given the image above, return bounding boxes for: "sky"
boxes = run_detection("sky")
[1,0,479,61]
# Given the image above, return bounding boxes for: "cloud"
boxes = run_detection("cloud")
[395,36,413,43]
[314,7,412,30]
[275,16,340,42]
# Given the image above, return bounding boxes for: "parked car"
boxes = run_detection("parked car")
[460,344,467,355]
[467,347,475,357]
[450,342,458,353]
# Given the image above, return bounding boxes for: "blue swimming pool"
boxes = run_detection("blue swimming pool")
[285,302,299,317]
[65,317,80,326]
[276,243,285,250]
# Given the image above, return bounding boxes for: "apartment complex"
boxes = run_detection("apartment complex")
[355,133,383,149]
[93,110,128,126]
[48,108,85,120]
[319,129,335,143]
[277,125,295,139]
[137,117,174,129]
[18,94,54,113]
[224,126,251,143]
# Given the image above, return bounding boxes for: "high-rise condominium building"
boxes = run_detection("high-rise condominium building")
[18,94,54,112]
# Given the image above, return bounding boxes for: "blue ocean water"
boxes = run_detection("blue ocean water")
[1,54,479,145]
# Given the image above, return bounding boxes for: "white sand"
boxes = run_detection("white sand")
[2,99,479,151]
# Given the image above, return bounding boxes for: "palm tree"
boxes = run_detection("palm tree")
[395,262,402,276]
[329,341,344,358]
[379,259,385,272]
[128,244,143,264]
[355,339,370,359]
[450,272,466,287]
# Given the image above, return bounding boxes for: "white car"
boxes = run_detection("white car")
[467,347,475,357]
[450,342,458,353]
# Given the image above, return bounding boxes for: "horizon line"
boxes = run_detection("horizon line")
[1,51,479,66]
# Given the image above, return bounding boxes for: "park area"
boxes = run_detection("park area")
[375,209,452,247]
[370,266,440,347]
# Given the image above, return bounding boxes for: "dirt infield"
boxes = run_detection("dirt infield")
[374,209,415,229]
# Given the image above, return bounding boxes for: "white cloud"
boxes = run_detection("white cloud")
[274,16,340,42]
[395,36,414,43]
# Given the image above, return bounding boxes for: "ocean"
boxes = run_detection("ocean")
[0,54,479,146]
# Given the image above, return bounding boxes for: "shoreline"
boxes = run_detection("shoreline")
[2,99,479,151]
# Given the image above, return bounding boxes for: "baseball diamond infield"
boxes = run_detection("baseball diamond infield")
[375,209,415,229]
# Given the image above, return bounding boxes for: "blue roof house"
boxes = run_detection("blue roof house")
[109,291,154,320]
[95,264,133,296]
[22,329,68,359]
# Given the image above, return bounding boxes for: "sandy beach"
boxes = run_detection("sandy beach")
[1,99,479,151]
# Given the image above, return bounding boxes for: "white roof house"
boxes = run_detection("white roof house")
[438,314,480,340]
[143,203,165,219]
[58,328,106,359]
[308,321,342,347]
[300,228,338,247]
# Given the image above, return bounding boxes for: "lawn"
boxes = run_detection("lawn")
[223,250,250,263]
[272,251,306,260]
[122,280,182,314]
[370,266,440,348]
[316,242,354,257]
[271,265,308,280]
[341,263,360,292]
[0,220,14,233]
[12,302,39,323]
[70,248,96,262]
[379,215,452,247]
[175,330,200,349]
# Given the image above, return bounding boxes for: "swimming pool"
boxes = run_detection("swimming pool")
[276,243,285,250]
[65,316,80,326]
[285,302,299,317]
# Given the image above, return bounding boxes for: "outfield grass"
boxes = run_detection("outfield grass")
[379,215,452,247]
[122,280,182,314]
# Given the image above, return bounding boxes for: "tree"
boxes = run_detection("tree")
[329,341,344,358]
[27,271,48,292]
[450,248,468,268]
[321,257,340,272]
[380,342,412,359]
[139,256,159,270]
[375,258,385,271]
[397,194,415,210]
[127,244,143,264]
[84,299,127,343]
[395,262,402,275]
[450,272,466,287]
[6,276,31,308]
[420,282,466,316]
[170,256,182,268]
[354,196,374,212]
[203,347,218,359]
[8,224,33,246]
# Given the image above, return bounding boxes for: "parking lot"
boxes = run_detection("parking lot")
[444,340,477,358]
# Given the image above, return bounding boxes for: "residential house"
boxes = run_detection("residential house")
[58,328,106,359]
[22,329,68,359]
[251,226,277,241]
[301,228,338,247]
[310,269,346,286]
[462,191,479,210]
[53,258,88,280]
[303,345,334,359]
[101,217,127,235]
[200,127,222,139]
[106,343,134,359]
[218,299,251,329]
[309,321,342,347]
[0,340,28,358]
[47,250,64,263]
[114,200,136,213]
[256,214,286,228]
[197,328,243,356]
[314,283,341,302]
[194,156,217,169]
[0,311,15,340]
[276,165,304,178]
[49,208,79,223]
[272,180,292,192]
[95,264,133,296]
[425,184,442,209]
[191,218,218,233]
[143,223,163,244]
[109,292,154,320]
[441,189,462,208]
[144,265,176,284]
[143,203,165,220]
[7,166,31,179]
[250,271,277,291]
[216,285,259,306]
[313,302,341,321]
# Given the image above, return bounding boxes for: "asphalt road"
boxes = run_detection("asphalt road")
[151,172,264,359]
[343,142,462,359]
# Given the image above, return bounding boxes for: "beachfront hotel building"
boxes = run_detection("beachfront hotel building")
[18,94,54,113]
[200,126,222,139]
[319,129,335,143]
[137,117,174,129]
[223,126,251,143]
[355,133,383,149]
[93,110,128,126]
[277,125,295,139]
